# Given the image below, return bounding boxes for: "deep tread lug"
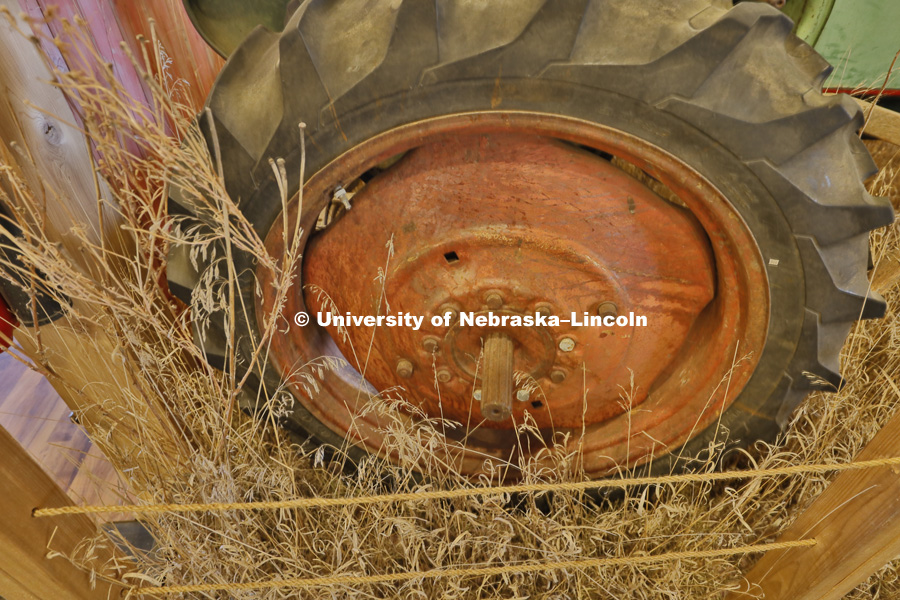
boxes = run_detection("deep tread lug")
[850,135,880,180]
[662,94,861,164]
[422,0,588,84]
[797,235,886,322]
[788,309,847,391]
[435,0,549,66]
[198,112,259,210]
[784,33,833,90]
[751,162,894,245]
[164,237,200,306]
[774,376,810,429]
[207,27,284,165]
[545,9,765,104]
[571,0,731,66]
[299,0,402,102]
[322,1,440,120]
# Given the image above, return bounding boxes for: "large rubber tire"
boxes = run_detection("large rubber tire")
[168,0,893,474]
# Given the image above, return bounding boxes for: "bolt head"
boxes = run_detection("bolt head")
[550,369,566,384]
[423,337,440,353]
[535,303,552,318]
[516,389,531,402]
[485,291,504,310]
[597,301,618,319]
[396,359,414,378]
[440,304,459,323]
[436,368,452,383]
[558,337,576,352]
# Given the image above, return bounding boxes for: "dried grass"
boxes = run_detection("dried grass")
[2,13,900,599]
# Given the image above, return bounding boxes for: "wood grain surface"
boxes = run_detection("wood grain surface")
[727,402,900,599]
[0,349,129,513]
[1,0,191,479]
[0,415,126,600]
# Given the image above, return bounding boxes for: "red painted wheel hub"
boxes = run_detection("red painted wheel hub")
[304,133,715,432]
[258,113,769,479]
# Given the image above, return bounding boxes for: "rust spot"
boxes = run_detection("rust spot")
[327,101,348,142]
[490,68,503,109]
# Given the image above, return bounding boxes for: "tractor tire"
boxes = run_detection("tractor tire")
[168,0,893,478]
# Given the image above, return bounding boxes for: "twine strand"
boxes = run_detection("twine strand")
[131,539,816,595]
[33,454,900,518]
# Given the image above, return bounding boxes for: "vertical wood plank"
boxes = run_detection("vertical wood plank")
[0,424,126,600]
[727,408,900,600]
[111,0,224,110]
[0,351,132,513]
[24,0,151,108]
[0,0,119,257]
[1,2,186,476]
[857,98,900,146]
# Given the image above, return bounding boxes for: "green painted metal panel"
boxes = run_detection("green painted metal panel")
[783,0,835,47]
[811,0,900,91]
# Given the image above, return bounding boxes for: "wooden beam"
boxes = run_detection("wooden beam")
[727,403,900,600]
[857,98,900,147]
[0,1,117,262]
[110,0,224,111]
[0,424,126,600]
[0,2,187,476]
[20,0,151,115]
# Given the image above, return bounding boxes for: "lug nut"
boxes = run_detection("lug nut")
[440,304,459,323]
[396,359,414,378]
[485,291,504,310]
[436,368,452,383]
[550,369,567,384]
[516,388,531,402]
[558,337,576,352]
[597,301,618,319]
[535,303,552,318]
[423,337,440,353]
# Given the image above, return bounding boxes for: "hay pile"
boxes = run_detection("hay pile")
[2,13,900,599]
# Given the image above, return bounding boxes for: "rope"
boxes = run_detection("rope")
[33,454,900,518]
[131,538,816,595]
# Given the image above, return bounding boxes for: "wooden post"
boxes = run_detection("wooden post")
[0,425,126,600]
[0,1,119,263]
[727,407,900,600]
[857,98,900,146]
[0,1,187,476]
[110,0,224,110]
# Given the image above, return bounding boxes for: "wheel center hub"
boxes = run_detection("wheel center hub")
[303,133,715,429]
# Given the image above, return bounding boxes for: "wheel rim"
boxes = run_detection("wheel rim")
[257,112,769,479]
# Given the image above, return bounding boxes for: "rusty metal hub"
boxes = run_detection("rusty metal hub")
[258,112,769,479]
[304,133,716,431]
